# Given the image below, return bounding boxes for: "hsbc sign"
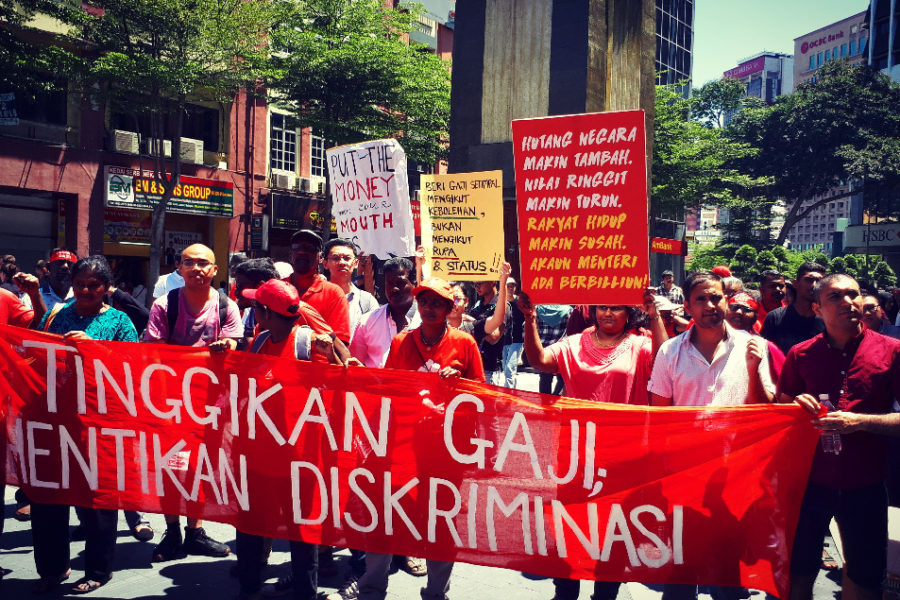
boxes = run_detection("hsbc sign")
[843,223,900,249]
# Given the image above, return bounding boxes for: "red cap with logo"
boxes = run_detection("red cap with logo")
[412,277,454,302]
[241,279,301,317]
[50,250,78,264]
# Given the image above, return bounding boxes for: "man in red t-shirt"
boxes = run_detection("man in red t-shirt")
[286,229,351,344]
[236,278,333,600]
[358,278,483,600]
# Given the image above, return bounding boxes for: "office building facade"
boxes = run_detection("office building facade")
[793,11,868,88]
[655,0,694,85]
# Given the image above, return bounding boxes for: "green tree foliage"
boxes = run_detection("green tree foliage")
[730,244,758,280]
[652,84,766,220]
[268,0,451,165]
[756,250,778,272]
[0,0,82,94]
[872,261,897,289]
[691,77,747,129]
[771,246,790,272]
[78,0,277,299]
[687,245,731,272]
[728,61,900,244]
[829,256,849,275]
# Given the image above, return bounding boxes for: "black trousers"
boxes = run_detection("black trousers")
[31,503,117,581]
[236,530,318,599]
[553,578,620,600]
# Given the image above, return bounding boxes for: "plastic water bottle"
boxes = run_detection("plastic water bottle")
[819,395,842,455]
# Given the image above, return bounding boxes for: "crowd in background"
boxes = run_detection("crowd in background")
[0,240,898,600]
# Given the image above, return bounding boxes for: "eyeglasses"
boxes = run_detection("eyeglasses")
[182,259,212,269]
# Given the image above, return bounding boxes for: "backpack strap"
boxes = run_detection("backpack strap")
[217,289,229,330]
[250,329,271,354]
[166,288,180,343]
[294,326,313,360]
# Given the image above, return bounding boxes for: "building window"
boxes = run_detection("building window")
[859,38,868,54]
[310,134,325,178]
[840,43,848,57]
[816,52,823,67]
[270,113,297,172]
[809,55,816,70]
[824,49,831,61]
[850,40,857,55]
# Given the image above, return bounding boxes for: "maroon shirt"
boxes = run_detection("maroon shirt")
[779,328,900,490]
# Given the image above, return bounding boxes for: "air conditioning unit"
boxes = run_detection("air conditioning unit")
[108,129,139,155]
[311,176,327,195]
[180,137,204,164]
[142,138,172,158]
[273,173,296,190]
[298,177,313,193]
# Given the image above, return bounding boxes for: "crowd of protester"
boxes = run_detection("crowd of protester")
[0,240,898,600]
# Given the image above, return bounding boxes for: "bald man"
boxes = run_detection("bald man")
[144,244,242,560]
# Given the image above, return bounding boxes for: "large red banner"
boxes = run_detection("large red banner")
[512,110,650,305]
[0,326,818,598]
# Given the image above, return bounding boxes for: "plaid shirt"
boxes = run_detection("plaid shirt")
[660,284,684,305]
[537,310,570,346]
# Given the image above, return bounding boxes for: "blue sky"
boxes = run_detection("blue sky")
[692,0,870,86]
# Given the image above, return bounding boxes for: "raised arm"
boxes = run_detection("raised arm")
[482,262,511,336]
[519,293,558,373]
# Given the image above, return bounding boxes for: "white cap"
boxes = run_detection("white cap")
[274,261,294,279]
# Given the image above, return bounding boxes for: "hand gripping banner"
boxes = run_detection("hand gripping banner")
[0,326,818,598]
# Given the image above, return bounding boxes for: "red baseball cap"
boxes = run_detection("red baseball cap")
[412,277,454,302]
[712,265,732,278]
[242,279,301,317]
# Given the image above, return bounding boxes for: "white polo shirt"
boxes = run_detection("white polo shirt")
[647,323,774,406]
[349,301,420,368]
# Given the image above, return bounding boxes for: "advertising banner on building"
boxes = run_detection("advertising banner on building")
[0,325,817,599]
[326,139,416,259]
[651,237,687,256]
[420,171,504,280]
[843,223,900,250]
[512,110,650,305]
[104,166,234,218]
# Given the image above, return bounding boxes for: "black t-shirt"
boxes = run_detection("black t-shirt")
[469,298,511,372]
[761,304,825,355]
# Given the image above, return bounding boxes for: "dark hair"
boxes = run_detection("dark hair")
[72,255,114,286]
[682,270,723,299]
[757,270,784,283]
[743,289,762,304]
[876,290,893,308]
[588,305,642,333]
[796,261,827,279]
[384,257,415,284]
[229,252,249,267]
[1,261,17,278]
[323,238,359,258]
[232,258,278,284]
[812,273,857,303]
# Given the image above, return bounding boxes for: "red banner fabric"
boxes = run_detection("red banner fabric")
[512,110,650,306]
[0,325,817,598]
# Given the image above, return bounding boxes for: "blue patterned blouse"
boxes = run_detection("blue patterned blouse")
[39,300,139,342]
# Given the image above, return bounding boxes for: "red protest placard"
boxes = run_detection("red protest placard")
[512,111,649,305]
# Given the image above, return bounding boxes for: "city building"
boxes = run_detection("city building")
[0,9,265,285]
[866,0,900,79]
[685,205,723,245]
[723,52,793,103]
[781,11,869,255]
[656,0,694,86]
[784,184,856,253]
[793,11,868,88]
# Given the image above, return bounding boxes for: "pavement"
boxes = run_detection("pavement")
[0,372,848,600]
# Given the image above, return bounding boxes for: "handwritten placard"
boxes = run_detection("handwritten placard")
[420,171,504,280]
[326,139,416,258]
[512,110,649,304]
